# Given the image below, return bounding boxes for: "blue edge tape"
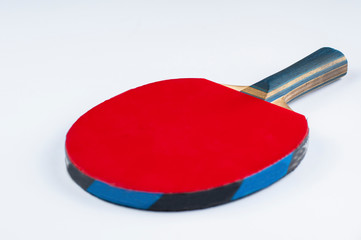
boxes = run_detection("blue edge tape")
[86,152,293,210]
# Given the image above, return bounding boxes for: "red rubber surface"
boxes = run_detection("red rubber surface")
[66,78,308,193]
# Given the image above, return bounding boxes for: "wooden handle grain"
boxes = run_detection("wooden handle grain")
[241,47,348,104]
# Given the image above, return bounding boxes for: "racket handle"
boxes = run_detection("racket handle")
[242,47,348,104]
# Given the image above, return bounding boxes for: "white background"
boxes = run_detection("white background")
[1,1,360,239]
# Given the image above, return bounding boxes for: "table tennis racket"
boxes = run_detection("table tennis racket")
[66,47,347,211]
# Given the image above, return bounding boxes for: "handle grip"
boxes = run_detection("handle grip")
[241,47,348,103]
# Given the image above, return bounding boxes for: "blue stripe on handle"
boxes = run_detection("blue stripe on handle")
[265,60,346,102]
[251,48,345,93]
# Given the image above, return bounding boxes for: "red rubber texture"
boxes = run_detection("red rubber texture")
[66,78,308,193]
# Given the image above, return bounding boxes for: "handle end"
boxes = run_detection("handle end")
[242,47,348,104]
